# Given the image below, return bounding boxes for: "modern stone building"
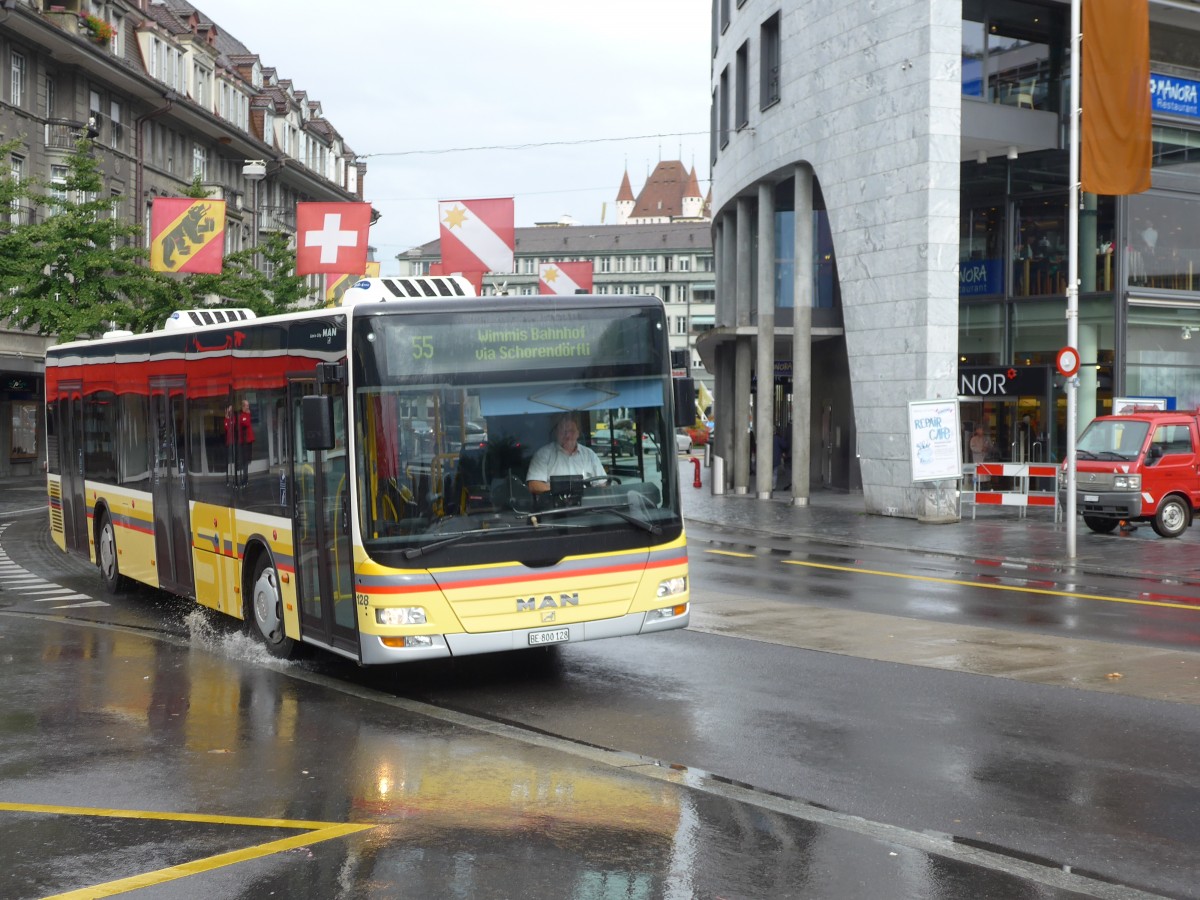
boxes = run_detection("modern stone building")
[0,0,366,475]
[702,0,1200,516]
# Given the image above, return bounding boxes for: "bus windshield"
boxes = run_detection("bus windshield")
[352,305,682,566]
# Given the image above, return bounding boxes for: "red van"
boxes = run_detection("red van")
[1068,410,1200,538]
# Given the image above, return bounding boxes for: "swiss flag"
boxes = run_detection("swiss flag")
[438,198,514,275]
[539,261,593,294]
[296,202,371,275]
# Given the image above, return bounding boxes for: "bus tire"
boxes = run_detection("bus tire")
[247,556,298,659]
[97,511,128,594]
[1152,495,1190,538]
[1082,515,1119,535]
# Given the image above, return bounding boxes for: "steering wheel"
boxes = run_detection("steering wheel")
[584,475,621,487]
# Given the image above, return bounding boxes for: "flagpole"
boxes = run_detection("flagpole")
[1066,0,1081,559]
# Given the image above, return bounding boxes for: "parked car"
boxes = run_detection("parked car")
[675,428,693,453]
[1067,408,1200,538]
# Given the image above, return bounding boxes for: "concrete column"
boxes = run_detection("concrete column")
[716,343,736,490]
[1080,193,1098,294]
[756,182,775,499]
[715,212,736,487]
[732,197,754,494]
[791,165,814,507]
[1078,322,1098,427]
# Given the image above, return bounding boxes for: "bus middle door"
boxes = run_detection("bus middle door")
[289,377,357,658]
[150,377,194,597]
[57,383,88,556]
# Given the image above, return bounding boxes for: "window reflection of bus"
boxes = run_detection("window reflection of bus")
[45,279,690,665]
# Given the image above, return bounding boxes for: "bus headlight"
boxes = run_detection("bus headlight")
[656,576,687,598]
[376,606,427,626]
[1113,474,1141,490]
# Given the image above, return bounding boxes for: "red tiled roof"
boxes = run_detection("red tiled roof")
[630,160,700,220]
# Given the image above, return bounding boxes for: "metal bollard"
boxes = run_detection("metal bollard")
[711,455,725,495]
[691,455,702,488]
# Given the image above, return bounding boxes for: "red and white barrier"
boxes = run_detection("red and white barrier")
[964,462,1059,519]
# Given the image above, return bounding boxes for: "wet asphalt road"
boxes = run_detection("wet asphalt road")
[1,480,1198,898]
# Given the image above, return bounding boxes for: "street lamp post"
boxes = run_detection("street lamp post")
[242,160,266,268]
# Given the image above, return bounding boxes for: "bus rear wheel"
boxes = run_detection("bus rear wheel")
[247,557,298,659]
[97,512,127,594]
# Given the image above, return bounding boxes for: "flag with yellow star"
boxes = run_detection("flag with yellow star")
[538,261,593,295]
[437,197,514,276]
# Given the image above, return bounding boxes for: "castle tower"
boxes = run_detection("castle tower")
[616,169,635,225]
[681,166,703,219]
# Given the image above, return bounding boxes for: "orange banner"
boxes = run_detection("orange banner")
[1081,0,1151,196]
[149,198,226,273]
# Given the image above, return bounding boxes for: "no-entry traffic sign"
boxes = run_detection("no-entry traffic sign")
[1056,345,1080,378]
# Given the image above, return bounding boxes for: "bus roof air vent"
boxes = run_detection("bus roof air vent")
[163,308,258,330]
[341,276,477,304]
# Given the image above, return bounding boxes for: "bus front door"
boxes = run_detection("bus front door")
[150,378,194,597]
[57,384,88,556]
[289,379,357,657]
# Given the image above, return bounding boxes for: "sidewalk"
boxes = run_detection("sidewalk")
[679,467,1200,585]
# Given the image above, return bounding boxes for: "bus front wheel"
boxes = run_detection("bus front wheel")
[248,557,298,659]
[97,512,127,594]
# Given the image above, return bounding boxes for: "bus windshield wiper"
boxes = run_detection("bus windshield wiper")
[524,504,662,535]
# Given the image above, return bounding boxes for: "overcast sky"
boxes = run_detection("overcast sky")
[192,0,712,274]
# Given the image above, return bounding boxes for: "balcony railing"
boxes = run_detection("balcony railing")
[259,205,296,232]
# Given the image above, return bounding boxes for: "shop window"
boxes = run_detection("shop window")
[1127,191,1200,293]
[10,401,38,462]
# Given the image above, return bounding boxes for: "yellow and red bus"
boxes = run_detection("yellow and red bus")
[45,277,689,663]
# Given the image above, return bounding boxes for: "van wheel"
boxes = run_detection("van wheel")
[97,512,128,594]
[1152,496,1190,538]
[247,557,299,659]
[1082,515,1119,535]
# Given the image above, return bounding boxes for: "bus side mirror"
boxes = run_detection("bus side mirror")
[302,395,335,451]
[672,377,694,428]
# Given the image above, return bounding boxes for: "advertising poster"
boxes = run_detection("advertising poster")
[908,399,962,482]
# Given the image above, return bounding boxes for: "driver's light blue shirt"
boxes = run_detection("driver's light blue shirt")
[526,442,605,483]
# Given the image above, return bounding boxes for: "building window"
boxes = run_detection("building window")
[193,144,208,181]
[761,13,781,109]
[646,256,659,272]
[735,41,749,129]
[50,165,68,214]
[44,75,55,117]
[598,256,611,273]
[109,100,123,151]
[720,0,730,33]
[674,317,687,334]
[10,52,25,107]
[678,256,691,272]
[9,154,24,226]
[719,66,730,148]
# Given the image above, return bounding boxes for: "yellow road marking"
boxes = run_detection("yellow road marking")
[705,549,757,559]
[0,802,372,899]
[780,558,1200,612]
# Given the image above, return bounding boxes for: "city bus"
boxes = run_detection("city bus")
[44,277,690,664]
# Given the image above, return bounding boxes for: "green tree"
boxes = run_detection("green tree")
[0,138,316,340]
[0,138,184,341]
[174,230,312,324]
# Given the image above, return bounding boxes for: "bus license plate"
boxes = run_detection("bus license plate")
[1084,494,1099,502]
[529,628,569,646]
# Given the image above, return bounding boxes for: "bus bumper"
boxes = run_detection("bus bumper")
[358,605,689,665]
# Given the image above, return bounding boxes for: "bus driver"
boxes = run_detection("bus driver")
[526,414,606,495]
